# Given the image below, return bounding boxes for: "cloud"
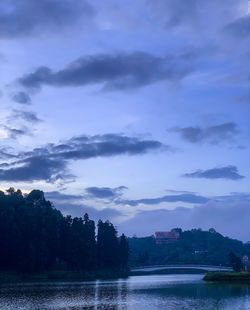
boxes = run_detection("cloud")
[85,186,127,199]
[165,189,196,194]
[171,122,238,144]
[11,91,31,105]
[117,193,209,206]
[147,0,242,31]
[224,15,250,38]
[0,156,70,182]
[118,194,250,241]
[59,203,122,221]
[183,165,245,180]
[0,110,40,140]
[10,110,42,123]
[0,133,164,182]
[45,191,83,202]
[49,187,207,211]
[0,148,17,159]
[44,189,250,241]
[46,134,164,160]
[0,125,30,139]
[44,191,122,222]
[148,0,199,28]
[17,51,195,92]
[0,0,94,38]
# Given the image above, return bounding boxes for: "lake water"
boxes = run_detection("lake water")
[0,274,250,309]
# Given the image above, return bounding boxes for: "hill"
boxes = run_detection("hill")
[129,228,250,267]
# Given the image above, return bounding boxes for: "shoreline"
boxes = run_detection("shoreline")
[0,270,129,283]
[203,272,250,283]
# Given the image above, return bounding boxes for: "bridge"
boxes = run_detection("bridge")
[131,264,232,274]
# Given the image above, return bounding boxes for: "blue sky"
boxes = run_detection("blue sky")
[0,0,249,240]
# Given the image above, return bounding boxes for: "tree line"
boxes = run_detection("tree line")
[0,188,129,273]
[129,228,250,267]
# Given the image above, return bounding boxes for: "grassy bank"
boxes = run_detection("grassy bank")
[204,272,250,283]
[0,270,129,283]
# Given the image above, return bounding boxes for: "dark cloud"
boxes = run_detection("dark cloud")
[11,110,42,123]
[0,156,69,182]
[183,165,245,180]
[0,133,164,182]
[85,186,127,199]
[11,91,31,105]
[46,134,164,160]
[18,52,195,92]
[45,191,83,202]
[224,15,250,38]
[165,189,196,194]
[49,187,203,211]
[0,0,94,38]
[171,122,238,144]
[117,193,209,206]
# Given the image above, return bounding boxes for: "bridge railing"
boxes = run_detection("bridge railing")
[131,264,231,271]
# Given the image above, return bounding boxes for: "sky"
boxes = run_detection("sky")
[0,0,249,241]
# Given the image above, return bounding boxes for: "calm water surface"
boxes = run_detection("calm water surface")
[0,274,250,310]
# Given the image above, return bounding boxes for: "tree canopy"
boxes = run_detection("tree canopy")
[0,188,129,273]
[129,229,250,267]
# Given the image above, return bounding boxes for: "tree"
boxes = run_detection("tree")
[97,220,119,269]
[129,229,248,267]
[6,187,15,195]
[0,188,128,274]
[229,252,243,272]
[138,252,149,265]
[83,213,96,270]
[119,234,129,270]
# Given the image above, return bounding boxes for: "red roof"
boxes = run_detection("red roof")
[155,231,179,239]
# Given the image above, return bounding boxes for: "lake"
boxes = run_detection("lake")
[0,274,250,309]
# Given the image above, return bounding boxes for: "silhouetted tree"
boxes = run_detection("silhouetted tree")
[119,234,129,270]
[0,188,129,274]
[229,251,243,272]
[97,220,119,269]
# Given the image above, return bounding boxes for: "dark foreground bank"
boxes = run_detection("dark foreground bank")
[204,272,250,282]
[0,270,129,283]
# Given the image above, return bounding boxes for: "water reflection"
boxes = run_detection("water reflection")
[93,280,128,309]
[0,274,249,310]
[0,279,129,310]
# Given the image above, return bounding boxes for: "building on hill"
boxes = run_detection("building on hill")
[155,230,180,245]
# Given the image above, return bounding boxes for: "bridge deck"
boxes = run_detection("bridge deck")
[132,265,232,272]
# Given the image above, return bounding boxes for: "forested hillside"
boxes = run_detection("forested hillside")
[0,188,129,274]
[129,229,250,267]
